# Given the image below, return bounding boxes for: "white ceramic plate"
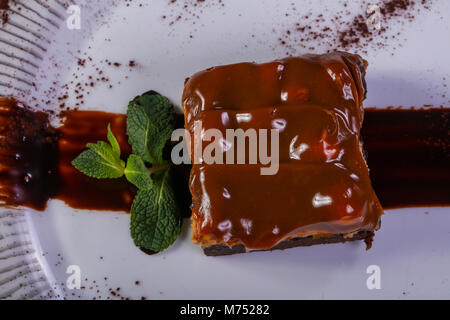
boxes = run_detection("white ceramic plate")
[0,0,449,300]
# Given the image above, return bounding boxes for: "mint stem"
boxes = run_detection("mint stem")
[148,163,170,175]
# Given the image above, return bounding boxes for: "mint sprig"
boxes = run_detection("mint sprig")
[72,92,181,253]
[131,168,181,252]
[124,154,153,190]
[72,124,126,179]
[127,92,174,165]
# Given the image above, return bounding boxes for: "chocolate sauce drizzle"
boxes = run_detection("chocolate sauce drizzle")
[0,98,448,213]
[56,110,136,212]
[362,107,450,208]
[0,100,59,210]
[0,98,191,214]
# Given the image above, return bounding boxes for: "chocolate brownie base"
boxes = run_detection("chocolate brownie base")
[203,230,374,256]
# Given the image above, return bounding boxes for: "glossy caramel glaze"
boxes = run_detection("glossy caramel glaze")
[183,53,384,250]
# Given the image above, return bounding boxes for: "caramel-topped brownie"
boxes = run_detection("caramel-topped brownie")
[182,52,383,256]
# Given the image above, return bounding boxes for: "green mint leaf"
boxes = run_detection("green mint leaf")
[125,154,152,190]
[126,92,174,165]
[107,123,121,158]
[130,167,181,252]
[72,125,125,179]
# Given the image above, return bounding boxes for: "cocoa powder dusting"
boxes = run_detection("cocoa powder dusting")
[29,54,138,113]
[278,0,434,55]
[0,0,9,25]
[162,0,225,38]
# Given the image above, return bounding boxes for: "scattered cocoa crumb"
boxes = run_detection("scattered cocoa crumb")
[162,0,225,35]
[24,53,139,115]
[0,0,9,25]
[277,0,434,55]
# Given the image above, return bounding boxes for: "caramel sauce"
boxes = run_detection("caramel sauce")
[182,53,383,250]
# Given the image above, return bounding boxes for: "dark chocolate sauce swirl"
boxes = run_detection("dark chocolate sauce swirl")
[362,107,450,208]
[0,98,448,212]
[0,99,59,210]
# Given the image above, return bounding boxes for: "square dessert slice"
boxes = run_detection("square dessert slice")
[182,52,383,256]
